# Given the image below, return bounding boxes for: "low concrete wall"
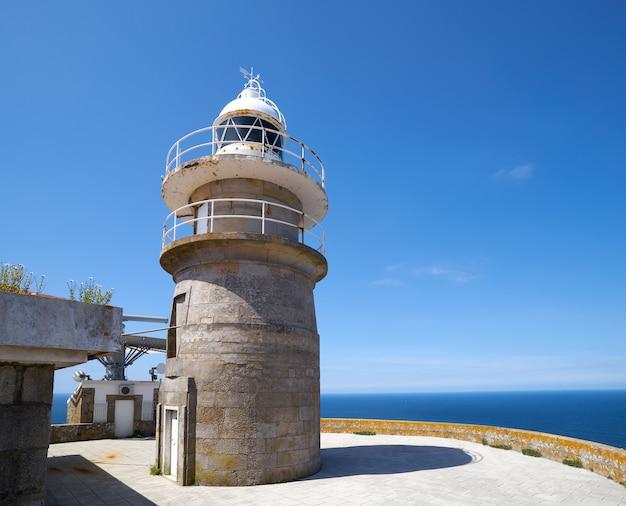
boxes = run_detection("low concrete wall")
[321,418,626,482]
[135,420,156,436]
[50,423,114,444]
[50,421,155,444]
[0,291,121,368]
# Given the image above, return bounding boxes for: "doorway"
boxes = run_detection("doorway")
[114,400,134,438]
[163,408,179,479]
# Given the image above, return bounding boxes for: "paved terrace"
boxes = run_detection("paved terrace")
[46,433,626,505]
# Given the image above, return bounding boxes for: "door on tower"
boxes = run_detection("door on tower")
[163,408,179,479]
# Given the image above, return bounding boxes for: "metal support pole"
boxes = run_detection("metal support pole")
[262,128,266,156]
[123,315,169,323]
[261,202,265,234]
[210,200,215,232]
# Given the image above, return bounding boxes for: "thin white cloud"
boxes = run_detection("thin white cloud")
[384,264,403,272]
[372,263,478,286]
[412,265,478,283]
[493,163,534,182]
[370,277,404,287]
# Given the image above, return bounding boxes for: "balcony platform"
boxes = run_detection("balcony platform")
[162,153,328,224]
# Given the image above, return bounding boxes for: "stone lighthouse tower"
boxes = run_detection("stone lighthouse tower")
[155,69,328,486]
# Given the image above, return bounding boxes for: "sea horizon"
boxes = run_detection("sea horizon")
[52,389,626,449]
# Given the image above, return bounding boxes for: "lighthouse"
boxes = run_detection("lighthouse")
[155,69,328,486]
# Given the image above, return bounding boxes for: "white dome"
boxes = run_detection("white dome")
[215,77,286,128]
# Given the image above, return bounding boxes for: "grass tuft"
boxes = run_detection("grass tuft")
[0,263,45,295]
[522,448,542,457]
[562,458,583,468]
[489,443,512,450]
[68,278,114,305]
[149,465,161,475]
[353,430,376,436]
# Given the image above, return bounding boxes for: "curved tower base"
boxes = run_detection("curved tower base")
[156,234,327,486]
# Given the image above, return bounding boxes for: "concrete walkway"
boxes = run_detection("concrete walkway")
[46,433,626,505]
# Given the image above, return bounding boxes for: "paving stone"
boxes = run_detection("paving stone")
[46,433,626,505]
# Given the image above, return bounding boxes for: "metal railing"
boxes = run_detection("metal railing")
[164,124,325,189]
[162,198,325,254]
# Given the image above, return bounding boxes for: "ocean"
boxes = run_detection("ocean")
[51,390,626,449]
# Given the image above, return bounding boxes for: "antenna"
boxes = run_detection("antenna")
[72,370,91,382]
[240,66,262,84]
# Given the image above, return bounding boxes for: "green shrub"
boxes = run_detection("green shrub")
[563,458,583,468]
[149,465,161,475]
[353,430,376,436]
[522,448,542,457]
[0,263,45,294]
[489,443,512,450]
[481,438,488,445]
[68,278,113,305]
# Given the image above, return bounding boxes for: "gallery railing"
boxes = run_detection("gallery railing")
[164,124,325,189]
[162,198,326,254]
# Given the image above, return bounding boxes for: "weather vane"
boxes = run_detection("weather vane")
[240,66,262,84]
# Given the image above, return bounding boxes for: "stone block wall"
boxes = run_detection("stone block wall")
[158,235,327,487]
[135,420,156,436]
[156,376,195,485]
[66,387,95,423]
[321,418,626,482]
[49,423,114,443]
[0,363,54,505]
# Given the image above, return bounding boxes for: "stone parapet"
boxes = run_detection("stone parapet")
[50,423,114,444]
[321,418,626,482]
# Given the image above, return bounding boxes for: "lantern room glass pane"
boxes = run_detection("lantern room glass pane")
[216,116,282,154]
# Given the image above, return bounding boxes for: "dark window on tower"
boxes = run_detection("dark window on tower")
[167,293,186,359]
[216,115,282,152]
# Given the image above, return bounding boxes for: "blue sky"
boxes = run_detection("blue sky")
[1,1,625,394]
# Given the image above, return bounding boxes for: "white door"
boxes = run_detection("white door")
[114,400,134,438]
[167,409,179,478]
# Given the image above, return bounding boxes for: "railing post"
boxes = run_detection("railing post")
[210,200,215,233]
[175,142,180,170]
[299,212,305,244]
[300,144,305,173]
[262,127,266,156]
[261,202,265,234]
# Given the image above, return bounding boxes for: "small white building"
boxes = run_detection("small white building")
[67,379,158,437]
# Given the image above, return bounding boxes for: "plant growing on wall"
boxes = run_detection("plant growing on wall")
[0,262,45,294]
[67,278,114,305]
